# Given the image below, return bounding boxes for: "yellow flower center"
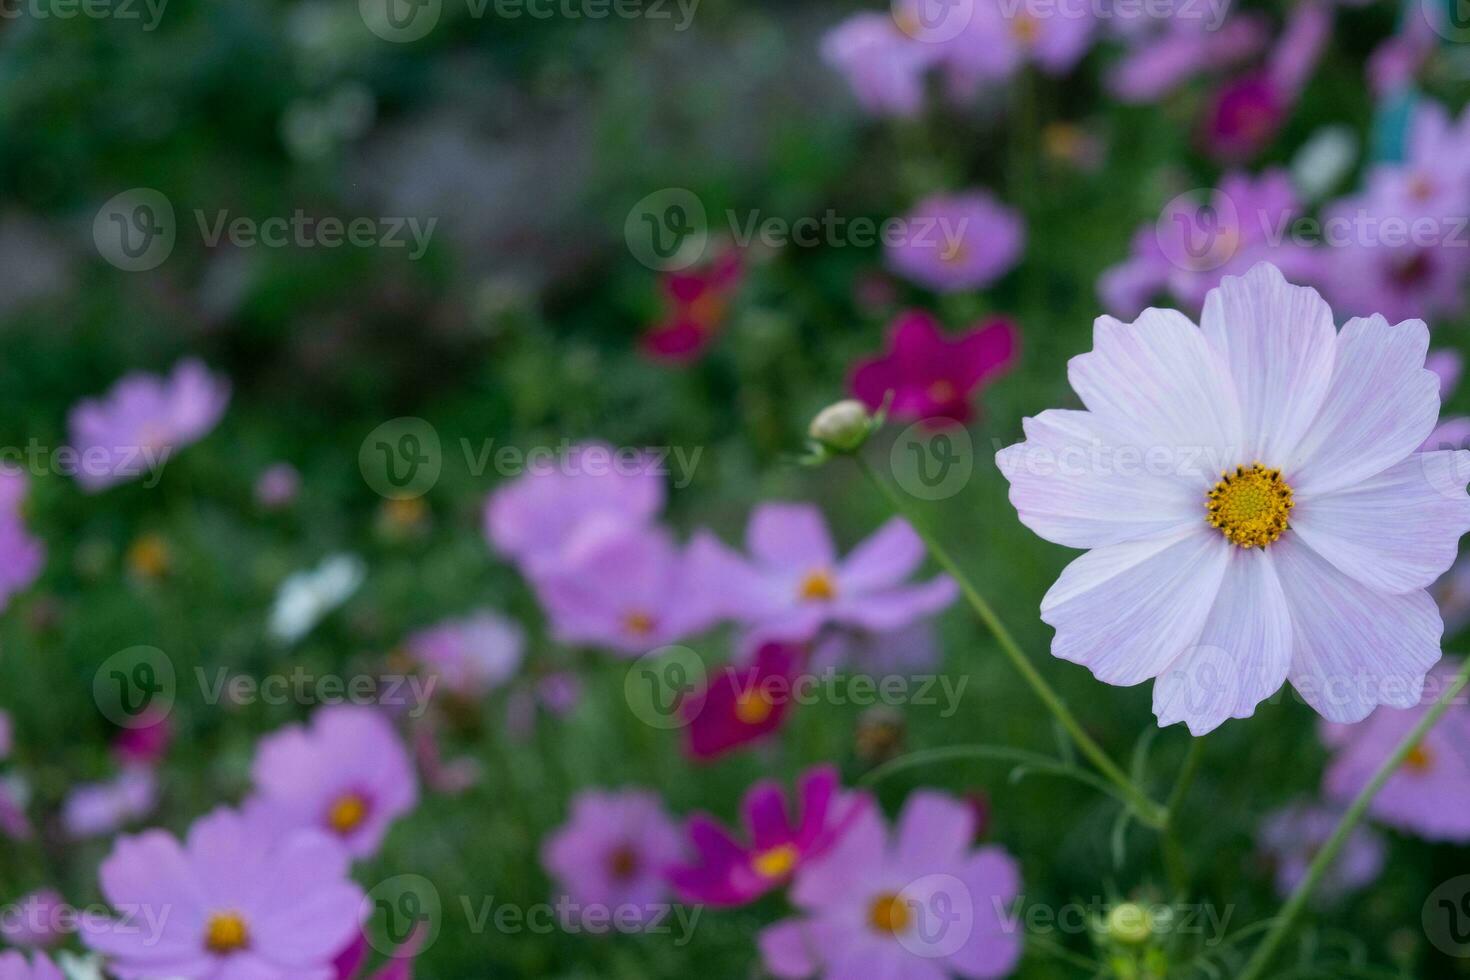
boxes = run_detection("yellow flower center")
[939,240,968,264]
[327,792,370,835]
[797,569,838,602]
[1206,463,1294,549]
[623,610,657,636]
[1010,13,1039,44]
[926,379,957,403]
[204,911,250,954]
[734,689,775,725]
[751,843,799,879]
[868,892,912,934]
[1405,743,1434,773]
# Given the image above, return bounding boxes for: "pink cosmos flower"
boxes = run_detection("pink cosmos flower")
[0,890,68,949]
[821,14,938,118]
[669,765,870,906]
[405,609,524,699]
[482,442,664,574]
[254,462,301,509]
[0,952,62,980]
[541,789,683,932]
[1321,660,1470,842]
[759,791,1022,979]
[1359,101,1470,223]
[532,518,721,657]
[641,250,743,363]
[849,312,1018,426]
[249,705,419,859]
[886,193,1025,294]
[333,927,424,980]
[0,469,44,612]
[690,504,957,645]
[112,708,173,767]
[683,643,801,762]
[81,806,363,980]
[1099,169,1322,319]
[1108,15,1270,104]
[61,768,157,839]
[939,0,1095,90]
[1256,802,1385,901]
[0,709,9,760]
[67,358,230,492]
[997,262,1470,735]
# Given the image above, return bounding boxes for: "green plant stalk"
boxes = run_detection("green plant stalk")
[1161,738,1205,896]
[1237,654,1470,980]
[856,456,1169,828]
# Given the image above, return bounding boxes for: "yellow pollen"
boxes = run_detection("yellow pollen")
[868,892,912,934]
[1405,743,1434,773]
[1010,13,1039,44]
[798,569,838,602]
[204,911,250,954]
[751,843,800,879]
[734,689,775,725]
[327,792,370,835]
[926,379,958,403]
[1206,463,1294,549]
[624,610,657,636]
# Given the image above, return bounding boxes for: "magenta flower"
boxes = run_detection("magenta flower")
[333,927,424,980]
[0,952,62,980]
[669,765,869,906]
[81,806,363,980]
[1257,802,1385,901]
[61,767,157,839]
[482,442,664,574]
[1321,660,1470,842]
[67,358,230,492]
[849,311,1018,426]
[250,705,418,859]
[998,263,1470,734]
[886,192,1024,294]
[0,468,43,612]
[641,250,743,364]
[112,708,172,767]
[690,504,957,645]
[541,788,683,932]
[759,791,1022,979]
[405,609,524,699]
[683,643,801,762]
[532,518,721,657]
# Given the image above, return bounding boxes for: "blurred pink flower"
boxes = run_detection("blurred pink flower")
[61,767,157,839]
[81,806,363,979]
[821,14,937,118]
[0,952,63,980]
[886,192,1024,294]
[1108,15,1269,103]
[850,311,1018,426]
[249,705,419,859]
[67,358,230,492]
[254,462,301,509]
[759,791,1022,979]
[0,469,44,612]
[406,609,524,699]
[0,890,67,949]
[112,709,172,767]
[683,643,801,762]
[1257,802,1384,900]
[641,250,744,364]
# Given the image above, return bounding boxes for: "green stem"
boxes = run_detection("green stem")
[1161,739,1204,896]
[1237,655,1470,980]
[856,456,1168,828]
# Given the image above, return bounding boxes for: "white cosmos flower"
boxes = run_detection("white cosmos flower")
[268,553,366,644]
[997,263,1470,735]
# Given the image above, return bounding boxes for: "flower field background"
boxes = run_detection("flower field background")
[1,0,1469,977]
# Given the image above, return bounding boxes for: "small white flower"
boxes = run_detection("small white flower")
[267,553,366,644]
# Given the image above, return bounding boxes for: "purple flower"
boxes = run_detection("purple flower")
[998,262,1470,734]
[482,442,664,574]
[249,705,419,859]
[690,503,957,645]
[683,643,801,762]
[1100,169,1321,319]
[532,518,721,657]
[0,468,44,612]
[0,890,68,949]
[0,952,62,980]
[0,775,31,841]
[1428,350,1463,403]
[1108,16,1269,104]
[0,709,9,760]
[81,806,363,980]
[1318,196,1470,326]
[1322,660,1470,842]
[939,0,1095,90]
[61,767,157,839]
[759,791,1022,979]
[886,192,1025,294]
[669,766,870,906]
[405,609,524,699]
[540,788,683,932]
[67,359,230,492]
[821,14,938,119]
[849,311,1018,426]
[255,462,301,509]
[1257,802,1385,900]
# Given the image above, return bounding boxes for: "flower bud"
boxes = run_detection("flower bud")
[808,400,873,453]
[1105,902,1154,946]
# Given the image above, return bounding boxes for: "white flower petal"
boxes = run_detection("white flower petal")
[1041,528,1229,687]
[1288,315,1439,496]
[1275,535,1442,723]
[1068,307,1243,465]
[1152,548,1293,735]
[996,409,1208,549]
[1291,451,1470,594]
[1199,263,1336,464]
